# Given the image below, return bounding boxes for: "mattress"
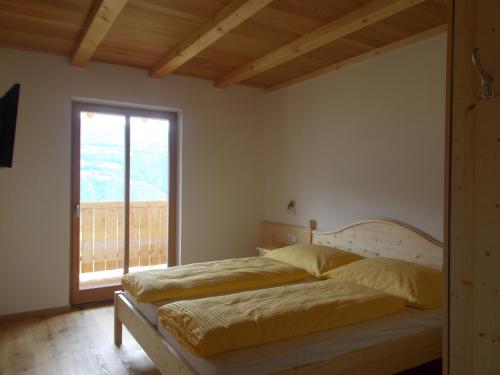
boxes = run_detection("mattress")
[123,291,164,326]
[123,288,441,375]
[157,307,442,375]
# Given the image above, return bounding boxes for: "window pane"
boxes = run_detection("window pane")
[79,111,126,290]
[130,116,170,270]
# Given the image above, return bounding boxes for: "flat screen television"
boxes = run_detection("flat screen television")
[0,83,20,168]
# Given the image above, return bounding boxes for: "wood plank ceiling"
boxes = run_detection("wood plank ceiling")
[0,0,447,92]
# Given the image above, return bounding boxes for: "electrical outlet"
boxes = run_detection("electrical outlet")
[287,233,298,244]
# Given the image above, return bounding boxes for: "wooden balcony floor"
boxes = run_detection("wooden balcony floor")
[79,265,168,290]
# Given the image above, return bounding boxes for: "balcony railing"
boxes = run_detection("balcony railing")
[80,201,168,273]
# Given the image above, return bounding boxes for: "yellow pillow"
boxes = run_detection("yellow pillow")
[324,257,442,309]
[265,244,363,277]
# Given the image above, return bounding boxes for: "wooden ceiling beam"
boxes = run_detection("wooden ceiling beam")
[71,0,128,66]
[267,25,446,93]
[150,0,275,78]
[215,0,426,88]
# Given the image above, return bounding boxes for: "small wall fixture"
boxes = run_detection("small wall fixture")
[287,199,296,214]
[472,48,495,100]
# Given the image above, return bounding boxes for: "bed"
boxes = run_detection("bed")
[114,219,443,374]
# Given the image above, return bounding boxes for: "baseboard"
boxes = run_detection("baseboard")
[0,305,71,323]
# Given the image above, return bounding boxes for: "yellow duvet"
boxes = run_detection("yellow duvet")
[121,257,310,302]
[158,279,406,357]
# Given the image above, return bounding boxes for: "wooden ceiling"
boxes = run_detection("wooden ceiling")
[0,0,447,92]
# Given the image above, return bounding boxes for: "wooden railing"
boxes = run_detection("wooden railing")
[80,201,168,273]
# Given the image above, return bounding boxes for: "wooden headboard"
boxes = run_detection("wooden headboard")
[262,219,317,248]
[312,219,443,270]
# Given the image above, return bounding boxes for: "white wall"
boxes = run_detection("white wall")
[0,35,446,316]
[0,49,265,315]
[264,35,446,241]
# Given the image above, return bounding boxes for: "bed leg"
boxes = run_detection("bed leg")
[114,291,122,347]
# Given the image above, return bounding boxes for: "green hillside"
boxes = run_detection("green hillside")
[80,113,169,202]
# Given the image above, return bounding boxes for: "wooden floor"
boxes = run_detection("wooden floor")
[0,305,159,375]
[0,305,441,375]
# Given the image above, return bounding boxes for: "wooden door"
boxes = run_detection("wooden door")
[447,0,500,373]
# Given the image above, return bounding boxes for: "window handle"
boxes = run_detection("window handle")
[74,203,80,218]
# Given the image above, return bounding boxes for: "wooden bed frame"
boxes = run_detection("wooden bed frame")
[114,218,443,374]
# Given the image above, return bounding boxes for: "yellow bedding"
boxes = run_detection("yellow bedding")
[121,257,310,302]
[158,279,406,357]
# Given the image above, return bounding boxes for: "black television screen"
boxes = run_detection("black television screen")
[0,83,20,168]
